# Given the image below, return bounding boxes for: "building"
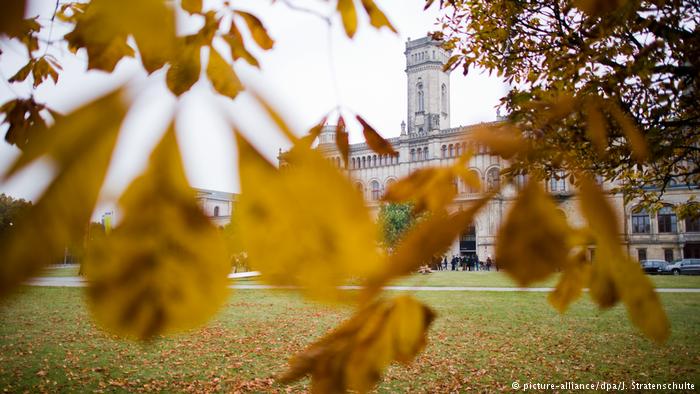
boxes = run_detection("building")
[195,188,236,227]
[310,36,700,263]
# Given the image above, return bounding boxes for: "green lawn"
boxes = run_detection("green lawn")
[1,286,698,392]
[37,265,80,277]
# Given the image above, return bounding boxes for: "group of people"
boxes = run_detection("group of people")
[433,255,496,272]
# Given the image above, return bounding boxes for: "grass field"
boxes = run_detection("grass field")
[1,286,698,392]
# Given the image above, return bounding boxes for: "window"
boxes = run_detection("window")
[631,208,650,234]
[515,173,528,190]
[361,157,366,168]
[410,149,416,161]
[417,83,424,112]
[441,84,447,112]
[385,178,395,191]
[371,180,381,201]
[549,172,566,192]
[441,145,446,158]
[448,144,454,157]
[658,206,677,233]
[373,155,377,167]
[423,147,429,160]
[686,216,700,232]
[213,206,220,217]
[456,144,461,156]
[351,158,355,169]
[664,248,674,262]
[589,248,595,261]
[486,167,500,191]
[356,182,364,195]
[466,170,479,193]
[637,248,647,261]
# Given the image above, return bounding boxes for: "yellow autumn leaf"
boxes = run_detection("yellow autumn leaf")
[337,0,358,38]
[360,0,397,33]
[607,102,649,162]
[578,175,669,342]
[206,48,243,99]
[383,155,475,213]
[0,0,26,38]
[224,22,260,68]
[166,41,201,96]
[584,99,608,156]
[234,11,274,50]
[299,116,328,148]
[335,116,349,168]
[236,132,382,301]
[468,124,526,159]
[64,0,176,73]
[357,115,397,156]
[84,126,230,340]
[0,89,127,298]
[181,0,202,14]
[279,295,435,393]
[496,181,573,286]
[548,250,591,313]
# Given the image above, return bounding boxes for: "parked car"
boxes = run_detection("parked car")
[660,259,700,275]
[640,260,669,274]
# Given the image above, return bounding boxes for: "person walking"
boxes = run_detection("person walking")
[486,256,492,271]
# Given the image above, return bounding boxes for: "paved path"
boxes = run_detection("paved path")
[23,277,700,293]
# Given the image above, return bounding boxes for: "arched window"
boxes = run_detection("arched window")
[686,215,700,232]
[631,208,650,234]
[441,84,447,112]
[456,144,462,156]
[448,144,454,157]
[362,157,366,168]
[371,180,381,201]
[515,173,528,190]
[658,206,677,233]
[213,206,220,217]
[441,145,447,158]
[424,147,429,160]
[373,155,377,167]
[385,178,395,191]
[351,158,355,169]
[417,82,424,112]
[549,171,566,192]
[466,170,480,193]
[410,149,416,161]
[486,167,500,191]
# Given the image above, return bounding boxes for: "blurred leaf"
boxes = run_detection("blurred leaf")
[234,11,274,50]
[607,102,648,162]
[8,60,33,84]
[496,181,572,286]
[573,0,628,16]
[0,89,127,298]
[65,0,176,73]
[357,115,397,156]
[166,41,201,96]
[236,133,382,302]
[360,0,396,33]
[584,100,607,157]
[335,116,349,168]
[181,0,202,14]
[224,22,260,68]
[84,126,230,340]
[280,295,434,393]
[299,116,328,148]
[0,98,48,150]
[337,0,358,38]
[384,156,474,213]
[548,250,590,313]
[468,124,526,159]
[0,0,26,37]
[578,175,669,342]
[206,48,243,99]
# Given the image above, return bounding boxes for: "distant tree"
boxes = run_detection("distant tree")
[378,203,417,248]
[434,0,699,212]
[0,194,31,236]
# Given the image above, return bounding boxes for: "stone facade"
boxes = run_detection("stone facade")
[311,36,700,263]
[195,188,236,227]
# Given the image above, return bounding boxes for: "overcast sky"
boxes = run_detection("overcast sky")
[0,0,507,214]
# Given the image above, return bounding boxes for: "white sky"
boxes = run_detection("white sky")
[0,0,507,215]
